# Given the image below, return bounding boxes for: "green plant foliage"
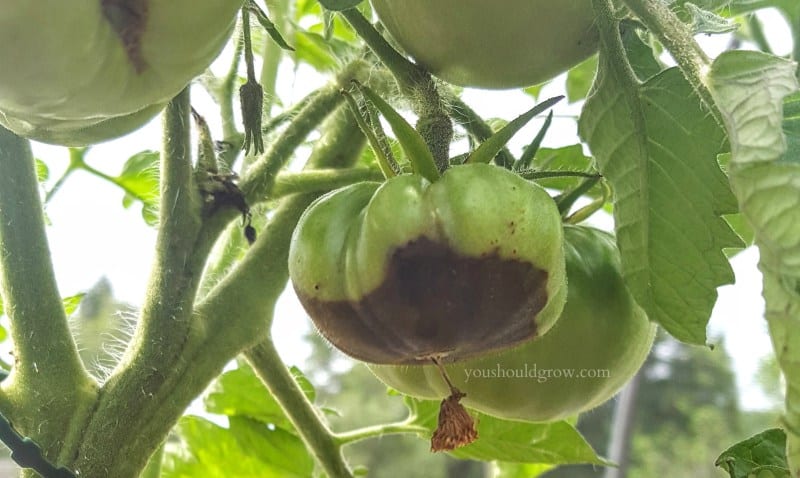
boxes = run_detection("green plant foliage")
[707,49,800,471]
[404,398,609,466]
[580,59,743,344]
[163,365,317,476]
[492,462,554,478]
[116,151,161,226]
[716,429,789,478]
[204,365,314,430]
[566,56,599,103]
[162,416,314,477]
[527,145,599,196]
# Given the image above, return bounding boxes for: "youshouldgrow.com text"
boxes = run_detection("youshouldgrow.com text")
[463,364,611,383]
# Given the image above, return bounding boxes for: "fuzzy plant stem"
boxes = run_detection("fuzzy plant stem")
[0,126,96,472]
[70,88,209,477]
[334,422,429,446]
[243,105,366,478]
[621,0,721,124]
[240,59,369,203]
[340,9,453,170]
[272,168,383,196]
[246,340,352,477]
[445,95,516,168]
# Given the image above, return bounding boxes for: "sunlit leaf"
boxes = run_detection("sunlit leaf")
[115,150,160,226]
[204,365,314,431]
[162,416,313,478]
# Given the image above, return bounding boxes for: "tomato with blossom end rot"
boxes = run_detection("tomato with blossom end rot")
[289,163,568,366]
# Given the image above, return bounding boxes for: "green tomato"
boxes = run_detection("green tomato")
[369,0,598,89]
[1,101,167,147]
[289,163,567,365]
[369,225,656,422]
[0,0,241,144]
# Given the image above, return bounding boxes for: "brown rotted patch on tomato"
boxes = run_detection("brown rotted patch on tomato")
[101,0,148,73]
[296,237,548,365]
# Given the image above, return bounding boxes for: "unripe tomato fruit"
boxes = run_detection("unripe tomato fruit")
[0,0,242,145]
[289,163,567,365]
[369,225,656,422]
[369,0,598,89]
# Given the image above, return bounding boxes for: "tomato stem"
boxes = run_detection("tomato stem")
[620,0,723,125]
[0,125,95,472]
[339,8,427,95]
[566,181,612,224]
[431,356,458,396]
[355,81,441,182]
[240,59,370,203]
[445,94,516,168]
[272,167,384,197]
[340,9,453,170]
[334,421,430,446]
[246,340,353,478]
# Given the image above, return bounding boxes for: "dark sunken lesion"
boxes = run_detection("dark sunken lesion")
[101,0,148,73]
[296,237,549,365]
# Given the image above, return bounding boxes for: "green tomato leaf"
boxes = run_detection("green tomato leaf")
[247,2,295,51]
[161,416,314,478]
[528,145,600,196]
[468,96,563,165]
[619,22,664,82]
[114,150,160,226]
[566,56,599,103]
[34,159,49,182]
[204,365,314,430]
[523,83,546,101]
[782,92,800,159]
[293,26,357,71]
[405,398,607,466]
[715,428,789,478]
[62,293,85,316]
[491,462,554,478]
[706,50,800,470]
[683,3,739,34]
[579,57,742,344]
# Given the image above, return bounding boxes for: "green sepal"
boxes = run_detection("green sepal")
[467,96,562,165]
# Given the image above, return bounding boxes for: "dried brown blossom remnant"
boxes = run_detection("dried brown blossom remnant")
[430,389,478,452]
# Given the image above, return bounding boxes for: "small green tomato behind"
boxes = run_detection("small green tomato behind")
[289,163,567,365]
[0,0,243,145]
[369,0,598,89]
[369,225,656,422]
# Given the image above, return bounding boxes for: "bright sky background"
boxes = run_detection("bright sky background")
[28,8,793,411]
